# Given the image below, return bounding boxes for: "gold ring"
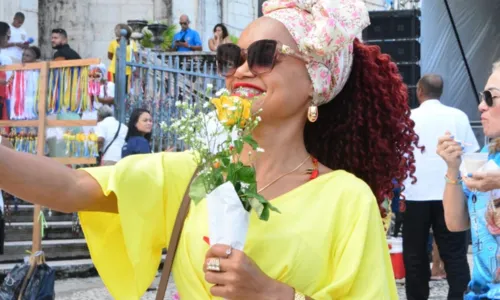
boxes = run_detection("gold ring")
[206,257,221,272]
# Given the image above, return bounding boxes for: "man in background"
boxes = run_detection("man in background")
[403,74,478,300]
[172,15,202,52]
[51,28,81,60]
[3,12,28,63]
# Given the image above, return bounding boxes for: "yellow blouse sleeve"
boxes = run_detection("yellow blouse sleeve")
[107,40,116,53]
[78,151,197,300]
[313,181,397,300]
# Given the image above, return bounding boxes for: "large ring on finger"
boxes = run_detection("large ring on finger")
[207,257,221,272]
[225,246,232,258]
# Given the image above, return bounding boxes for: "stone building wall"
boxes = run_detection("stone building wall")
[2,0,390,65]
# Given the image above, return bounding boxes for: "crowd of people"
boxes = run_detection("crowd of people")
[1,0,500,299]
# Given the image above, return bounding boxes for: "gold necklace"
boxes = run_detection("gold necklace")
[257,155,311,193]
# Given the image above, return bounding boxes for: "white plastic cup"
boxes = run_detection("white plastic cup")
[463,153,489,174]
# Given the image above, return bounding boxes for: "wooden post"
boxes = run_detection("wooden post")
[30,62,48,253]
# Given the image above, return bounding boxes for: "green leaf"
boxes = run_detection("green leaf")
[189,175,207,204]
[221,157,230,167]
[243,135,259,150]
[259,205,270,221]
[236,166,256,183]
[249,198,265,218]
[227,164,237,182]
[234,140,244,154]
[243,191,281,220]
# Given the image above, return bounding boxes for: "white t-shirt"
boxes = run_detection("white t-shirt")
[403,100,480,201]
[81,82,115,134]
[5,24,28,62]
[0,52,13,80]
[95,117,128,162]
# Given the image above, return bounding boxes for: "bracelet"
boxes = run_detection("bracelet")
[294,289,306,300]
[445,174,462,185]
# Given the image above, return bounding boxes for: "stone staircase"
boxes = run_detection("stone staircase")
[0,200,95,279]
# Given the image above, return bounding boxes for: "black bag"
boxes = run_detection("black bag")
[0,253,55,300]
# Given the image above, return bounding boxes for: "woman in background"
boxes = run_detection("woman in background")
[121,108,152,158]
[208,23,231,51]
[21,46,41,63]
[81,64,115,134]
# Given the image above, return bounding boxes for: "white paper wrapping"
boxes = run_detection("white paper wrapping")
[206,181,249,251]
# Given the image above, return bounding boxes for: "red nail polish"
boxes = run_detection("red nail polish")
[203,236,210,245]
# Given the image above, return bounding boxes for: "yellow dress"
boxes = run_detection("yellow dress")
[79,151,398,300]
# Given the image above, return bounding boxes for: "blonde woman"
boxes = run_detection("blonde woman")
[438,60,500,298]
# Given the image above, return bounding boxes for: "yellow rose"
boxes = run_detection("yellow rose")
[211,95,252,128]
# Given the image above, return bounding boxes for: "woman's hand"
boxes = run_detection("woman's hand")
[204,244,293,300]
[463,171,500,192]
[437,132,463,170]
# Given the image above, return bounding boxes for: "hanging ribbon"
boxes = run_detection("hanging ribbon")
[38,210,48,239]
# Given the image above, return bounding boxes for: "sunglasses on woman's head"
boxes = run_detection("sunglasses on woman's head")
[480,88,500,107]
[216,39,308,77]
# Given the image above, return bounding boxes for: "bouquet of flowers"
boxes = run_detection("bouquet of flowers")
[161,84,279,250]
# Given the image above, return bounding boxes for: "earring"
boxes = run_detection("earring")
[307,105,318,122]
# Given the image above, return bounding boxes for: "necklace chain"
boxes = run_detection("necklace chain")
[257,155,311,194]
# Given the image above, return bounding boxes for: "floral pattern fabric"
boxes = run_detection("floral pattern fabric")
[263,0,370,106]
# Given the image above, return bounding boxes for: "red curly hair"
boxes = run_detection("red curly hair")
[304,39,421,215]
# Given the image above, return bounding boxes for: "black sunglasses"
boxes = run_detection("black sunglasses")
[480,88,500,107]
[179,22,188,25]
[215,39,307,77]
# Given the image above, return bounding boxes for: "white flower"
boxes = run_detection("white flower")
[228,106,237,111]
[206,83,213,90]
[203,102,210,108]
[175,101,181,107]
[256,116,262,122]
[256,147,265,153]
[241,182,250,190]
[216,88,229,97]
[222,104,229,109]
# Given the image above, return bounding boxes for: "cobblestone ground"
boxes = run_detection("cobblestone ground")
[55,254,473,299]
[54,277,444,299]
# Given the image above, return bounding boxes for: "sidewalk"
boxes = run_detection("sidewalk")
[54,251,473,299]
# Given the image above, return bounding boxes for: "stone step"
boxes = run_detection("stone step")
[5,222,83,242]
[4,205,73,223]
[0,239,89,263]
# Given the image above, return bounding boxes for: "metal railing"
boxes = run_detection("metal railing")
[115,33,225,152]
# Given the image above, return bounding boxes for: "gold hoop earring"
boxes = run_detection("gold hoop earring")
[308,105,318,122]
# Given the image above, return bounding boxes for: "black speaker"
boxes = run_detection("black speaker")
[408,86,418,109]
[363,9,421,41]
[370,40,421,63]
[397,63,420,86]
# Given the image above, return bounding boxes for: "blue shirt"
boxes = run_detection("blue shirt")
[172,28,202,52]
[464,146,500,299]
[121,136,151,158]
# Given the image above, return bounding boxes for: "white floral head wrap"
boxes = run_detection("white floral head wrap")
[90,63,107,76]
[263,0,370,106]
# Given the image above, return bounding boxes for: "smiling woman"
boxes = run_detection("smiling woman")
[0,1,420,299]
